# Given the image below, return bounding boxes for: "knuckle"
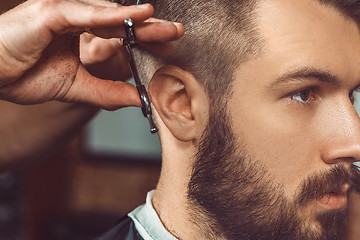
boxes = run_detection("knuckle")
[36,0,61,12]
[87,44,105,62]
[88,43,100,57]
[85,5,105,24]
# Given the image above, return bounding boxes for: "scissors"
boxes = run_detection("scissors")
[108,0,157,133]
[123,18,158,134]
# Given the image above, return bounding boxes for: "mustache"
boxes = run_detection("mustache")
[295,164,360,207]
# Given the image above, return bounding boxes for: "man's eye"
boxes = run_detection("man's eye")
[351,88,360,105]
[349,91,355,104]
[291,89,315,104]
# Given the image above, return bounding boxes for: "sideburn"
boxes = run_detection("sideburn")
[186,99,359,240]
[187,103,299,240]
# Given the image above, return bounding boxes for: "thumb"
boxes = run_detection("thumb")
[65,65,141,111]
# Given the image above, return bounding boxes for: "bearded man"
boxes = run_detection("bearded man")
[99,0,360,239]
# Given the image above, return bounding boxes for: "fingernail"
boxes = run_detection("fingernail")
[159,22,183,28]
[159,22,174,26]
[137,3,150,9]
[174,22,183,27]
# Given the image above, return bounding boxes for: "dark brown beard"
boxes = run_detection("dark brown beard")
[187,104,360,240]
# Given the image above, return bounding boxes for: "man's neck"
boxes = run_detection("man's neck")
[152,162,207,240]
[152,129,226,240]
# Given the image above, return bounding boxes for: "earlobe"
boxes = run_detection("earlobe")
[148,65,208,142]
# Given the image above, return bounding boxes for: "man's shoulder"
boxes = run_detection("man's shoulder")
[95,215,144,240]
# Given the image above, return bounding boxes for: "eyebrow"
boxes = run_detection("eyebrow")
[268,67,342,90]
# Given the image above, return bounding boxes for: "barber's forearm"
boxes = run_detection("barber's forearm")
[0,100,98,169]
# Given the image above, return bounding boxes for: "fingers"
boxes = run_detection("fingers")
[45,1,155,33]
[87,19,184,55]
[41,0,184,42]
[92,21,184,43]
[65,65,141,111]
[80,34,121,64]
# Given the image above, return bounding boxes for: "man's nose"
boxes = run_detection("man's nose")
[320,101,360,165]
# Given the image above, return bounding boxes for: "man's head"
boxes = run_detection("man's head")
[135,0,360,239]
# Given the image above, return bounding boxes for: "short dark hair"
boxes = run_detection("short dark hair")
[135,0,360,106]
[135,0,261,106]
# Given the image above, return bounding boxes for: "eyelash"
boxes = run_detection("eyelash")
[289,87,318,105]
[350,87,360,105]
[289,87,360,105]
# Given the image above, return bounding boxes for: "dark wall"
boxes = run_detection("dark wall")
[0,0,22,12]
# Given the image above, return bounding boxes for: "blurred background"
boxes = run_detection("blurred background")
[0,1,359,240]
[0,0,162,239]
[0,101,162,240]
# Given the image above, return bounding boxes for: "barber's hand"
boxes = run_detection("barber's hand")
[79,33,133,82]
[0,0,184,110]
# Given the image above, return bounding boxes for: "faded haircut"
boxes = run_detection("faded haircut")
[134,0,261,106]
[134,0,360,107]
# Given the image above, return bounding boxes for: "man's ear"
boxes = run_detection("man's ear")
[148,65,208,142]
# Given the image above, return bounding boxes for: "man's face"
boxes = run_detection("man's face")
[188,0,360,239]
[231,0,360,213]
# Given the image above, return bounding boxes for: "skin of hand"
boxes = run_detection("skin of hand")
[80,33,133,82]
[0,0,184,110]
[0,34,127,169]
